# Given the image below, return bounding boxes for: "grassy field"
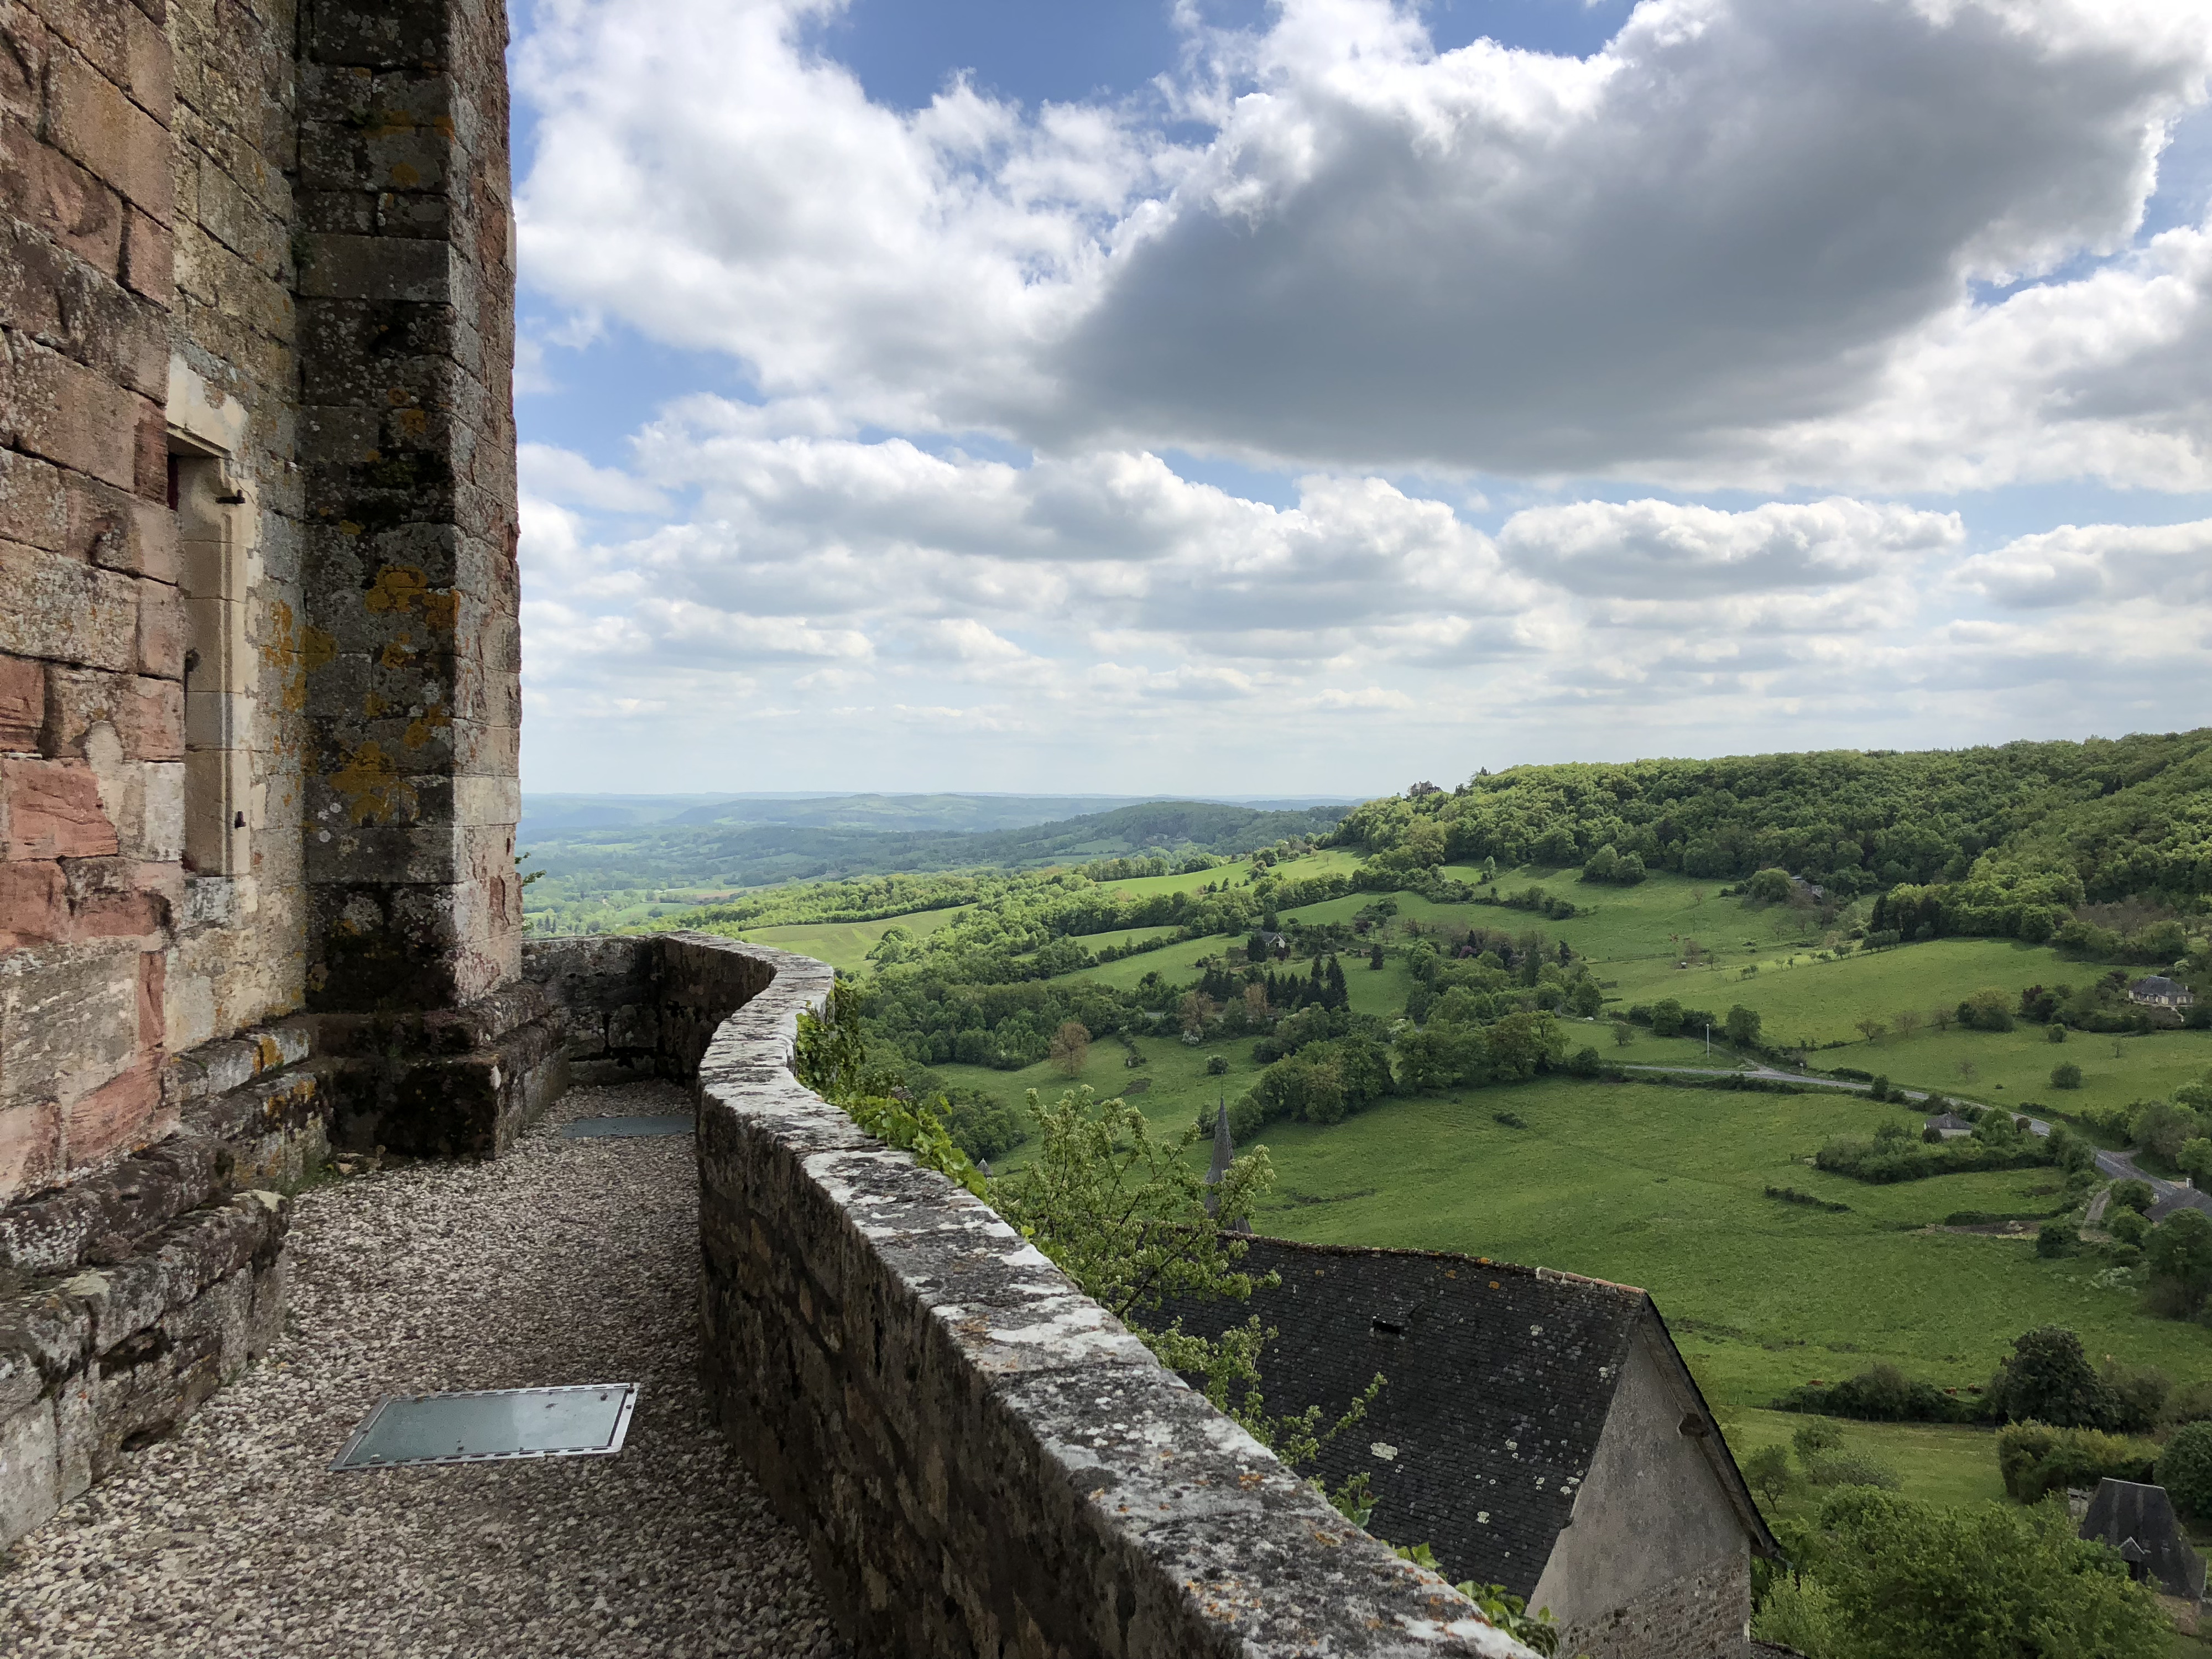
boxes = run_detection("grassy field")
[1712,1410,2008,1514]
[724,905,964,974]
[1231,1076,2212,1411]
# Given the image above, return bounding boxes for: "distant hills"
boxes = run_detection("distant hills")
[520,791,1355,843]
[518,795,1358,932]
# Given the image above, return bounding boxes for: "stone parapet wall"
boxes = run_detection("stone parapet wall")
[523,931,1531,1658]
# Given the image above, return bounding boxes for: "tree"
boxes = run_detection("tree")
[1744,1443,1794,1505]
[1650,998,1686,1038]
[1744,868,1794,904]
[2051,1061,2082,1089]
[1854,1016,1886,1044]
[1611,1020,1634,1048]
[2110,1208,2148,1246]
[2145,1208,2212,1318]
[1178,990,1217,1036]
[1724,1005,1762,1047]
[1049,1020,1091,1078]
[1783,1487,2166,1659]
[2111,1178,2155,1214]
[2036,1219,2074,1258]
[1984,1326,2120,1429]
[1890,1009,1923,1040]
[2157,1422,2212,1521]
[1929,1005,1955,1034]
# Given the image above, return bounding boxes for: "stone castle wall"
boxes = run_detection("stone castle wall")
[524,931,1537,1659]
[1,0,536,1548]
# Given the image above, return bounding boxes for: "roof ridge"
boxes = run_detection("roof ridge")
[1235,1230,1650,1299]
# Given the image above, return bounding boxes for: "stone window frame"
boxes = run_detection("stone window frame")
[165,366,256,885]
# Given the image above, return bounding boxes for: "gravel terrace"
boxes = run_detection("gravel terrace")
[1,1082,851,1659]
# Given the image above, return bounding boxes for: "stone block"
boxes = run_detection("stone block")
[0,1098,63,1199]
[118,203,170,300]
[0,945,138,1112]
[0,655,43,750]
[298,231,452,302]
[3,335,142,492]
[69,473,176,581]
[0,7,47,123]
[0,111,123,276]
[0,450,68,555]
[43,667,181,762]
[64,1052,165,1172]
[0,1395,59,1550]
[45,47,171,222]
[0,757,118,858]
[122,3,173,126]
[135,577,184,679]
[0,858,67,948]
[0,542,141,672]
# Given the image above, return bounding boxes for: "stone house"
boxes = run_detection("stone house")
[1,0,559,1550]
[2130,975,2196,1010]
[1923,1110,1976,1139]
[1169,1236,1779,1659]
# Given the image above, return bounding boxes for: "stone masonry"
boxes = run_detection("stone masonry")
[0,0,547,1548]
[525,932,1541,1659]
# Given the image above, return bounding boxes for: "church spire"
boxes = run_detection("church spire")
[1204,1098,1233,1216]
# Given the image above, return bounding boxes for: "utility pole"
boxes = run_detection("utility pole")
[1705,1022,1713,1058]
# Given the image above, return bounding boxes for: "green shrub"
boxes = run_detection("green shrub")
[2109,1208,2148,1246]
[2155,1421,2212,1520]
[2161,1379,2212,1432]
[2111,1178,2154,1213]
[2051,1061,2083,1089]
[1204,1053,1228,1076]
[1775,1364,1972,1423]
[1804,1449,1903,1490]
[2035,1220,2074,1258]
[1996,1422,2153,1502]
[1792,1418,1846,1459]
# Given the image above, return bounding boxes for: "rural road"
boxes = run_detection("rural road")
[1620,1061,2212,1219]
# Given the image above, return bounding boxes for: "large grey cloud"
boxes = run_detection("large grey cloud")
[516,0,2212,489]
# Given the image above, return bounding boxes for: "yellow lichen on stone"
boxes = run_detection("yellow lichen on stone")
[330,740,416,825]
[403,705,452,750]
[366,566,430,614]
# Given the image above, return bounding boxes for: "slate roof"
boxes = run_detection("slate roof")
[1162,1235,1773,1597]
[1924,1111,1977,1135]
[2148,1184,2212,1227]
[2080,1479,2206,1600]
[2131,975,2195,1004]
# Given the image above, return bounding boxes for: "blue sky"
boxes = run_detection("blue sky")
[507,0,2212,797]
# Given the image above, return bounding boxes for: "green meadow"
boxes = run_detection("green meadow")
[724,904,964,974]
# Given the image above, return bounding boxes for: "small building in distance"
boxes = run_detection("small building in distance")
[1249,930,1291,959]
[2130,975,2197,1010]
[2079,1479,2205,1603]
[1170,1235,1778,1659]
[1924,1110,1978,1140]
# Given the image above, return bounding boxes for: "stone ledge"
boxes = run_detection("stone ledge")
[0,1189,288,1550]
[669,935,1535,1659]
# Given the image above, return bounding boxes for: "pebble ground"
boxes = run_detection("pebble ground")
[1,1082,849,1659]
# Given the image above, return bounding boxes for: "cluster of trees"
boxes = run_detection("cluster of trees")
[1815,1110,2061,1183]
[1578,844,1647,885]
[1751,1486,2168,1659]
[1334,732,2212,919]
[1774,1327,2194,1436]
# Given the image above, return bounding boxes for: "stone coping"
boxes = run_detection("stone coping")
[680,933,1532,1658]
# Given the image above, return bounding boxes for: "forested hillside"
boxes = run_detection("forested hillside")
[1335,732,2212,947]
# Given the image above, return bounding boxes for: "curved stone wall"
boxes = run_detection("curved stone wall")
[655,932,1528,1659]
